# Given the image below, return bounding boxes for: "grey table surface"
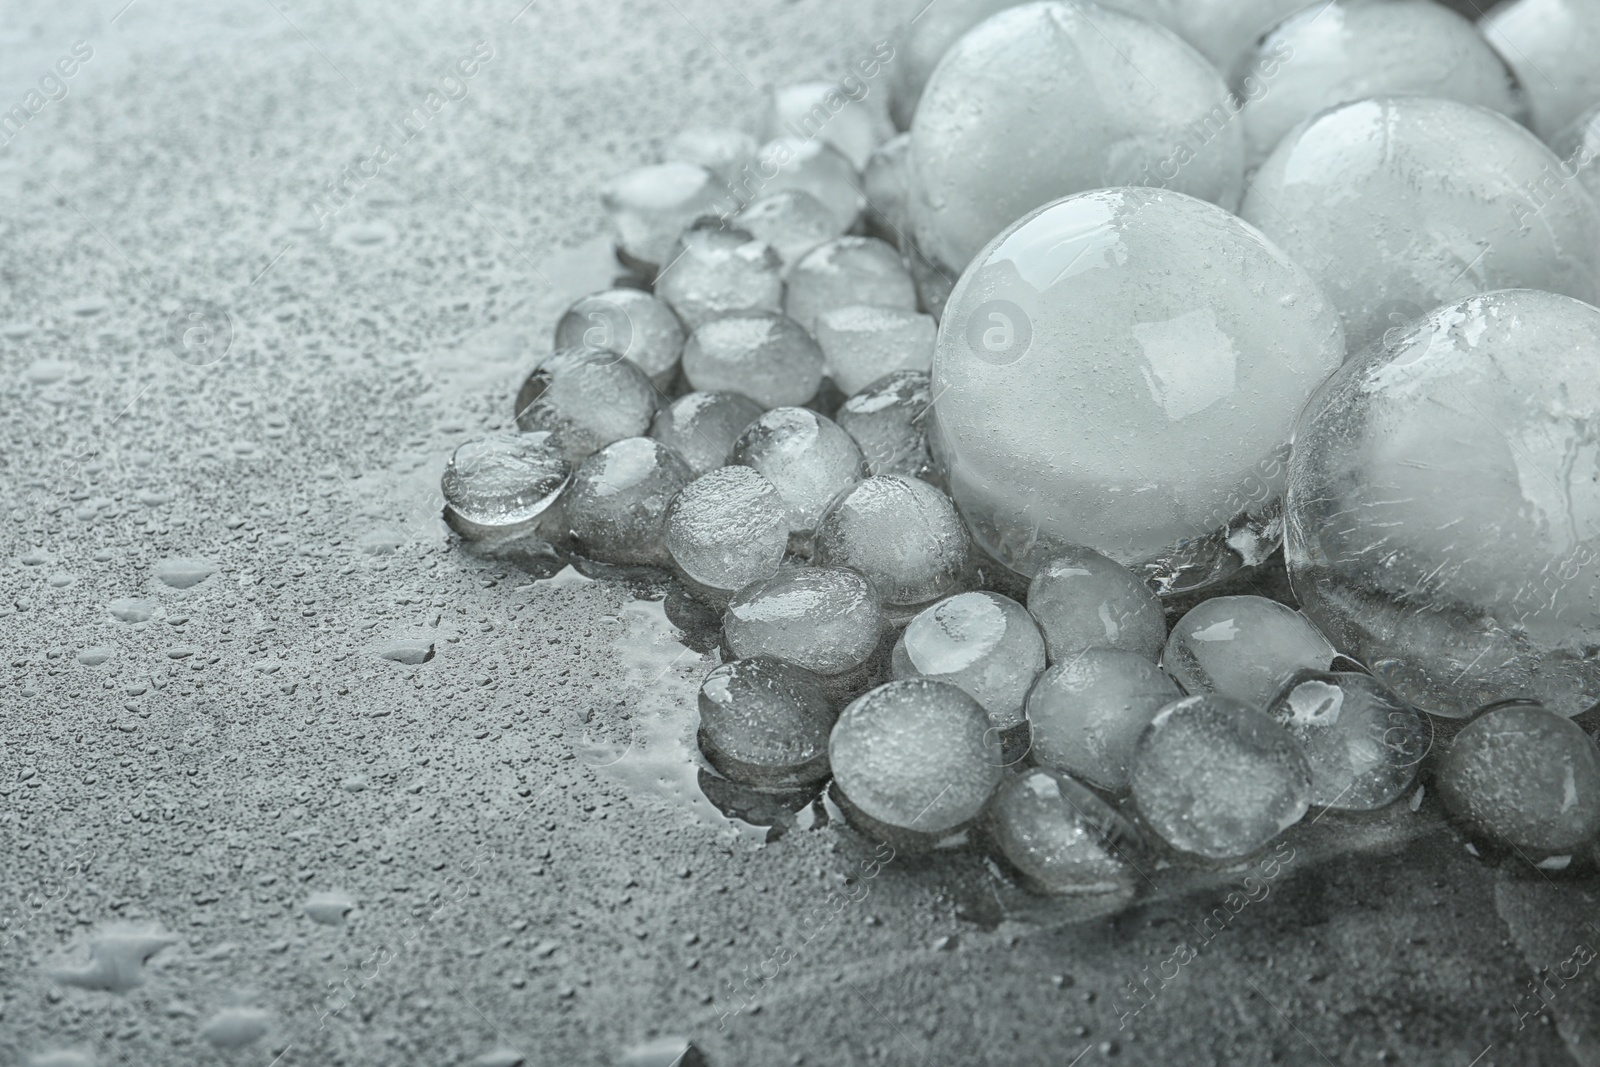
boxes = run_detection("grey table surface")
[2,1,1597,1065]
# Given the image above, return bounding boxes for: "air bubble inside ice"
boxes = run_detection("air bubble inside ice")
[1267,670,1426,811]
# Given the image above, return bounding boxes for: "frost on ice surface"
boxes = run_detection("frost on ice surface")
[907,1,1244,272]
[814,304,935,397]
[514,347,658,464]
[1437,701,1600,853]
[932,188,1344,591]
[733,189,843,272]
[1026,546,1167,662]
[1164,595,1335,711]
[649,390,764,476]
[1027,648,1182,795]
[1131,694,1312,860]
[1234,0,1523,167]
[1242,96,1600,350]
[987,766,1143,899]
[784,236,917,334]
[441,432,569,540]
[723,565,884,677]
[1286,290,1600,717]
[681,311,824,409]
[600,161,727,270]
[664,466,790,594]
[653,222,784,329]
[835,369,933,480]
[1267,670,1427,811]
[728,406,867,539]
[698,657,837,787]
[564,437,692,567]
[891,591,1045,733]
[814,475,972,609]
[829,679,1000,841]
[554,287,685,389]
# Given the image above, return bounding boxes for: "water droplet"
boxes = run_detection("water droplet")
[77,648,112,667]
[109,598,157,623]
[198,1006,271,1049]
[332,220,398,251]
[154,558,217,590]
[376,638,434,665]
[304,890,355,925]
[47,927,176,992]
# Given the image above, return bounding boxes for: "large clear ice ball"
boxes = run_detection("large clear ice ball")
[931,188,1345,592]
[1481,0,1600,140]
[1242,96,1600,351]
[907,1,1245,272]
[1286,289,1600,718]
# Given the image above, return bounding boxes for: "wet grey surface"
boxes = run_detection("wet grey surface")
[3,1,1599,1065]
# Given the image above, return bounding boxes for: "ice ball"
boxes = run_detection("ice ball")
[829,678,1002,840]
[649,391,764,476]
[892,591,1046,739]
[653,222,784,329]
[564,437,693,566]
[723,565,884,676]
[1481,0,1600,140]
[1026,547,1167,662]
[729,407,867,540]
[908,1,1244,272]
[1438,701,1600,853]
[1242,96,1600,351]
[986,767,1144,899]
[664,466,790,594]
[1164,596,1335,710]
[835,369,933,480]
[1286,290,1600,718]
[681,312,824,409]
[748,138,863,232]
[440,432,570,541]
[764,81,883,171]
[554,288,685,390]
[784,237,917,334]
[1266,670,1427,811]
[1131,693,1312,860]
[931,188,1344,591]
[733,190,843,272]
[664,126,758,185]
[601,162,727,270]
[814,305,935,398]
[698,658,837,787]
[514,348,659,464]
[1026,649,1183,794]
[814,475,972,608]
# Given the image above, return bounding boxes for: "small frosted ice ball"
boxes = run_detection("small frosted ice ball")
[664,466,790,594]
[813,305,935,398]
[564,437,693,566]
[649,391,764,476]
[835,369,933,480]
[1439,701,1600,853]
[1242,96,1600,351]
[932,188,1344,590]
[698,658,837,787]
[764,81,883,171]
[554,288,684,390]
[1026,649,1183,794]
[723,565,885,676]
[653,222,784,329]
[1234,0,1523,167]
[891,591,1045,732]
[1163,596,1335,710]
[1286,290,1600,717]
[601,162,727,270]
[441,432,570,540]
[1267,670,1427,811]
[908,1,1244,271]
[829,679,1002,839]
[751,138,863,232]
[1131,693,1312,860]
[814,475,972,608]
[729,407,867,538]
[987,767,1144,899]
[784,237,917,334]
[681,312,824,409]
[664,126,758,185]
[1481,0,1600,139]
[733,189,844,272]
[514,348,659,464]
[1026,547,1167,663]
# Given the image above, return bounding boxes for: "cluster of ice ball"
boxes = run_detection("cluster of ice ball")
[435,0,1600,899]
